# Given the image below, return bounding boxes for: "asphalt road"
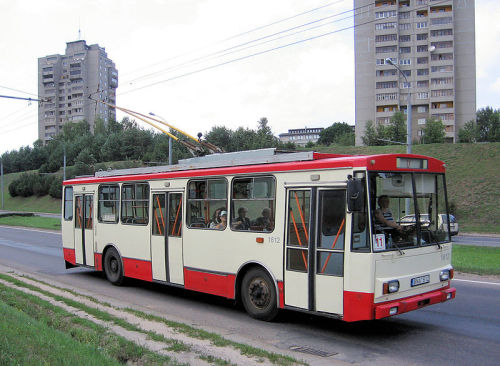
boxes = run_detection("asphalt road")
[0,225,499,366]
[453,234,500,247]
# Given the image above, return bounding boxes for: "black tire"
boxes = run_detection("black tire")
[104,247,124,286]
[241,268,278,321]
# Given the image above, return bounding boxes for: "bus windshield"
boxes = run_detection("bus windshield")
[369,172,450,252]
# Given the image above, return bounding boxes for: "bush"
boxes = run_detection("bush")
[49,177,63,199]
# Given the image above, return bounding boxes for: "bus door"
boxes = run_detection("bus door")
[151,192,184,285]
[284,188,346,315]
[74,193,95,267]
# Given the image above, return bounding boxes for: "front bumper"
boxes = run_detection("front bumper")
[374,287,456,319]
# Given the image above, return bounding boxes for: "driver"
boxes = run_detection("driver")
[375,195,402,231]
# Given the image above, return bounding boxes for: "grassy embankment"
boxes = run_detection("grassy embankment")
[452,245,500,276]
[3,143,498,232]
[314,142,500,234]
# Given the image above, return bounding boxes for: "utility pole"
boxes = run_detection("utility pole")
[1,157,4,210]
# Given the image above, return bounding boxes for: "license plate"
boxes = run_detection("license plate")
[411,275,430,287]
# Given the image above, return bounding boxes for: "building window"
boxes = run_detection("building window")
[416,33,428,41]
[375,22,397,30]
[417,92,429,99]
[417,45,428,52]
[399,47,411,54]
[399,58,411,65]
[375,10,397,18]
[187,178,227,229]
[376,34,397,42]
[121,183,149,225]
[376,46,397,53]
[417,80,429,88]
[431,17,452,26]
[399,11,410,19]
[417,57,428,64]
[399,35,411,42]
[431,29,453,37]
[417,106,428,113]
[417,68,429,76]
[399,23,411,31]
[416,22,428,29]
[376,81,398,89]
[418,118,427,125]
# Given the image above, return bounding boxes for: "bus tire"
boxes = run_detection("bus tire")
[104,247,124,286]
[241,268,278,321]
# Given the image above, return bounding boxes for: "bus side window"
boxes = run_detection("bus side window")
[64,187,73,221]
[187,178,227,229]
[231,176,275,232]
[121,183,149,225]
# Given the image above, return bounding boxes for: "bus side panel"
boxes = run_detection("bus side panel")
[63,248,76,266]
[184,268,236,298]
[123,257,153,282]
[343,291,375,321]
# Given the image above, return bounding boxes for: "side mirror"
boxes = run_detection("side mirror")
[347,177,365,212]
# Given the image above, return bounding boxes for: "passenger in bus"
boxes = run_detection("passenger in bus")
[253,207,274,231]
[375,195,402,231]
[209,207,226,229]
[213,210,227,230]
[232,207,251,230]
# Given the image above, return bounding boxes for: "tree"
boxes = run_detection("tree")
[458,120,479,143]
[421,118,445,144]
[476,107,500,142]
[317,122,353,145]
[386,111,406,143]
[362,120,387,146]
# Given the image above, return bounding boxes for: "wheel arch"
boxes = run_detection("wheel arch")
[101,243,123,271]
[235,261,280,308]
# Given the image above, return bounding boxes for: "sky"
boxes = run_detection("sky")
[1,0,499,155]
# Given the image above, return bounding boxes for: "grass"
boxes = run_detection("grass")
[1,171,61,213]
[452,244,500,275]
[8,273,304,366]
[0,282,180,366]
[0,215,61,230]
[0,273,191,353]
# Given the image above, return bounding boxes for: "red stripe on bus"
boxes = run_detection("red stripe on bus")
[343,291,375,322]
[122,257,153,282]
[94,253,103,271]
[277,281,285,309]
[63,248,76,265]
[184,268,236,299]
[63,154,445,186]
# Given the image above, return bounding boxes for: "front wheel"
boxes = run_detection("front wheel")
[104,247,124,286]
[241,268,278,321]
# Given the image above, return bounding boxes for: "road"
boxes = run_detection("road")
[0,225,499,366]
[453,234,500,247]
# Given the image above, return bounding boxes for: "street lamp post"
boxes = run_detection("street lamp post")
[149,112,173,165]
[385,58,412,154]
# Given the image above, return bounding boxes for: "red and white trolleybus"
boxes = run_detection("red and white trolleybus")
[62,148,456,321]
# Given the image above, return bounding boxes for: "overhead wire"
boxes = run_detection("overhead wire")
[119,0,448,96]
[122,0,348,78]
[124,1,373,86]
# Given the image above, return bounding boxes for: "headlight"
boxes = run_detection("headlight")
[383,280,400,294]
[440,270,450,281]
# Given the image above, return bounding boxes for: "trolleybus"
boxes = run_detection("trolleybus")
[62,148,456,321]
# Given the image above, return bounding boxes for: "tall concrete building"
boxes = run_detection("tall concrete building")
[354,0,476,145]
[38,40,118,142]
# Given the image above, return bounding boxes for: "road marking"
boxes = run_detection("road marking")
[0,225,60,235]
[454,279,500,286]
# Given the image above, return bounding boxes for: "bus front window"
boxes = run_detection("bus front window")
[370,172,450,252]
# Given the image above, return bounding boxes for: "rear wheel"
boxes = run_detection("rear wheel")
[241,268,278,321]
[104,247,124,286]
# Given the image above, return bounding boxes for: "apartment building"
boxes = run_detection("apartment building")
[38,40,118,142]
[354,0,476,145]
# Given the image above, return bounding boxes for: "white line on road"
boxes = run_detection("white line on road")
[454,278,500,286]
[0,225,60,235]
